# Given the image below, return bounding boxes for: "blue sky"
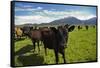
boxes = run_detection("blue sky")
[14,2,97,25]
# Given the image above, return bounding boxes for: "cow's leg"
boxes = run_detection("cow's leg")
[65,38,68,48]
[60,49,66,63]
[26,35,27,38]
[62,50,66,63]
[16,35,18,40]
[18,35,20,39]
[20,36,21,39]
[37,41,40,52]
[54,49,59,64]
[32,41,36,52]
[40,41,42,45]
[40,41,43,45]
[44,46,47,56]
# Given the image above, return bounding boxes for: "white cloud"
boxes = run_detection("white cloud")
[22,5,33,8]
[15,9,96,25]
[37,7,43,10]
[42,10,96,20]
[15,7,37,11]
[15,6,43,12]
[15,15,56,25]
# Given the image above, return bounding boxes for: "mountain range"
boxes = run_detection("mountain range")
[16,16,97,27]
[50,16,97,25]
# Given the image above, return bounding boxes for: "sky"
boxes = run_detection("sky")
[14,2,97,25]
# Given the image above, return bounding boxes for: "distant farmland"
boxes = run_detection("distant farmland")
[14,26,97,66]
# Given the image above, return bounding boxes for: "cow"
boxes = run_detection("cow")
[93,25,95,28]
[41,24,75,64]
[57,24,70,48]
[15,27,23,39]
[28,29,42,52]
[22,26,33,38]
[85,25,88,30]
[23,26,42,52]
[78,25,82,30]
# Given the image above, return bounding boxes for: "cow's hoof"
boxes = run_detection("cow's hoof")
[56,62,58,64]
[64,62,66,64]
[64,61,67,64]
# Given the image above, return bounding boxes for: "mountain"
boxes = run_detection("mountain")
[83,17,97,25]
[15,17,97,27]
[50,16,97,25]
[50,17,82,25]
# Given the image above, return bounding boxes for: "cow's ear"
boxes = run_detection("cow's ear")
[68,25,75,32]
[64,24,69,28]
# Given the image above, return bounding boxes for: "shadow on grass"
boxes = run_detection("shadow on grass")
[15,38,26,42]
[17,54,44,66]
[15,44,34,56]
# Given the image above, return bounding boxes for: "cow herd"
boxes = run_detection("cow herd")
[14,24,95,64]
[77,25,90,30]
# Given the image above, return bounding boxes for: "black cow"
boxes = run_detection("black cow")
[93,25,95,28]
[41,25,75,64]
[85,25,88,30]
[78,26,82,30]
[22,26,33,38]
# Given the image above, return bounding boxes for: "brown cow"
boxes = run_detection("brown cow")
[15,27,23,39]
[28,29,42,52]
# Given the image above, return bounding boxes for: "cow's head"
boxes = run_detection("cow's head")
[64,24,75,32]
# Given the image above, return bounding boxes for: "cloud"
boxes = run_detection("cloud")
[22,5,33,8]
[37,7,43,10]
[15,6,43,12]
[48,10,95,19]
[15,8,96,25]
[41,10,96,20]
[15,15,56,25]
[15,7,36,11]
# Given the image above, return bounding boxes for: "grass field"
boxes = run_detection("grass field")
[14,26,97,66]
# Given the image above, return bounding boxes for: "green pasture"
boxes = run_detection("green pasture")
[14,26,97,66]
